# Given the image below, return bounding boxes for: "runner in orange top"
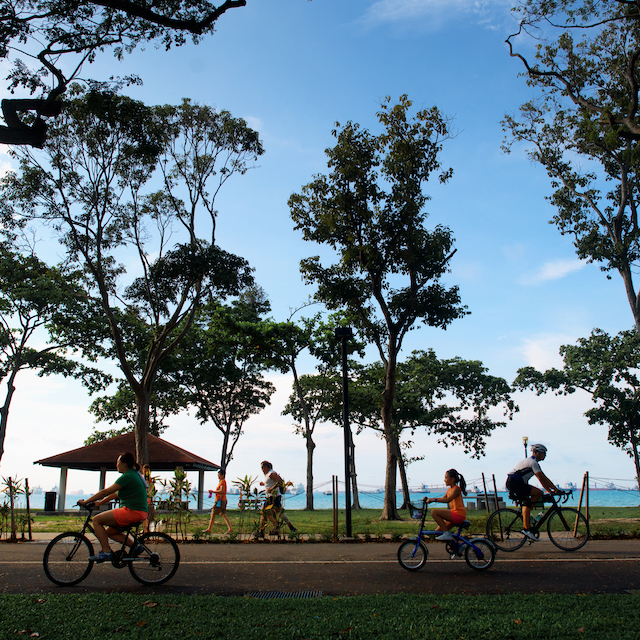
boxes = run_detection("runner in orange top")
[205,469,232,534]
[425,469,468,541]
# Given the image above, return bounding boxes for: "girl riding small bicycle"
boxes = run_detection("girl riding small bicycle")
[425,469,468,541]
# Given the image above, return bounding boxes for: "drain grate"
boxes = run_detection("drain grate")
[245,590,323,599]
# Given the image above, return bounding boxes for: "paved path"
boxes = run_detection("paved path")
[1,537,639,596]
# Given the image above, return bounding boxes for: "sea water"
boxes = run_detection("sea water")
[16,488,640,511]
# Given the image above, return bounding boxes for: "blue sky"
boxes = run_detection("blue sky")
[0,0,636,496]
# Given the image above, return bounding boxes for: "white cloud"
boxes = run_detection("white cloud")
[520,258,586,286]
[361,0,512,29]
[518,333,573,370]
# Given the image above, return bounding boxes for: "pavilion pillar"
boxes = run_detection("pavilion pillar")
[99,467,107,491]
[57,466,68,512]
[197,469,205,510]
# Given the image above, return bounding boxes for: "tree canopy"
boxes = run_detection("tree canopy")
[0,0,246,146]
[505,0,640,330]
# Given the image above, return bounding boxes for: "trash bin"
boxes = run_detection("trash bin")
[44,491,56,511]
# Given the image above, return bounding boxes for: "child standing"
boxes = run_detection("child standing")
[426,469,467,541]
[206,469,232,534]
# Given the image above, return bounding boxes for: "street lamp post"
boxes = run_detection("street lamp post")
[335,326,353,538]
[523,436,529,458]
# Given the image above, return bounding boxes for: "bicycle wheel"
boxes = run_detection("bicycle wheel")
[397,540,428,571]
[464,538,496,571]
[128,532,180,585]
[486,508,526,552]
[547,508,589,551]
[43,532,94,586]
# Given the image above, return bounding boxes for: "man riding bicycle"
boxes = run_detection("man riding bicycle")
[506,443,560,541]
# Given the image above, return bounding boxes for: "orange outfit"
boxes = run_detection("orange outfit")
[445,486,466,518]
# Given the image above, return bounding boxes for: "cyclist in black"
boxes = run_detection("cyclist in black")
[506,443,559,541]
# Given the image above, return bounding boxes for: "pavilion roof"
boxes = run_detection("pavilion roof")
[35,432,219,472]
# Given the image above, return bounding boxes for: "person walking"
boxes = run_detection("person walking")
[259,461,296,535]
[205,469,232,534]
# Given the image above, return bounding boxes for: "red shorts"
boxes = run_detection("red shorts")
[449,511,467,525]
[113,507,148,527]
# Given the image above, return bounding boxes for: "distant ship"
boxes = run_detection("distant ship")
[322,490,332,495]
[590,482,616,491]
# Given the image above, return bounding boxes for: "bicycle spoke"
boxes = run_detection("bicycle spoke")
[547,508,589,551]
[128,532,180,585]
[486,509,526,551]
[43,533,94,586]
[397,540,427,571]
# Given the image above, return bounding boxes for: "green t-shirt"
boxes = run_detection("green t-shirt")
[115,469,148,512]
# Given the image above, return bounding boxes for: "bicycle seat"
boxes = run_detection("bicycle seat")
[460,520,471,530]
[113,521,145,532]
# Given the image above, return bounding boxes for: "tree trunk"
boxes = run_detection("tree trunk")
[221,427,230,471]
[396,440,411,510]
[380,339,400,520]
[134,388,150,467]
[350,439,361,509]
[619,263,640,332]
[306,433,315,510]
[630,432,640,499]
[0,365,18,463]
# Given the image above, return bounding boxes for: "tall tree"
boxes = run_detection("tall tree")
[164,289,278,470]
[289,95,466,519]
[280,311,366,510]
[514,328,640,491]
[0,0,246,146]
[0,89,260,465]
[0,243,109,461]
[505,0,640,330]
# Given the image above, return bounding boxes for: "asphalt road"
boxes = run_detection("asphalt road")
[1,538,639,597]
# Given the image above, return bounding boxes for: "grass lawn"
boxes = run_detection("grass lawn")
[1,592,640,639]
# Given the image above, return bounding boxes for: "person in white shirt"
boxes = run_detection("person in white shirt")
[258,461,297,535]
[506,443,559,541]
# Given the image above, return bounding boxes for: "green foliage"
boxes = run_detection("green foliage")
[351,350,517,458]
[156,468,193,540]
[290,95,465,354]
[514,328,640,478]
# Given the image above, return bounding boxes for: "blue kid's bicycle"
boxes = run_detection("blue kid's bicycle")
[398,497,496,571]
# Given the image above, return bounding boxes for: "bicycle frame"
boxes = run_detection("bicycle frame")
[408,499,485,559]
[520,491,572,537]
[75,503,145,565]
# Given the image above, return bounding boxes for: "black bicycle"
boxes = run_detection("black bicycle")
[43,502,180,586]
[398,498,496,571]
[485,490,589,552]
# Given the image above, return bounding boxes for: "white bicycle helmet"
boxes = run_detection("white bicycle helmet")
[531,443,547,454]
